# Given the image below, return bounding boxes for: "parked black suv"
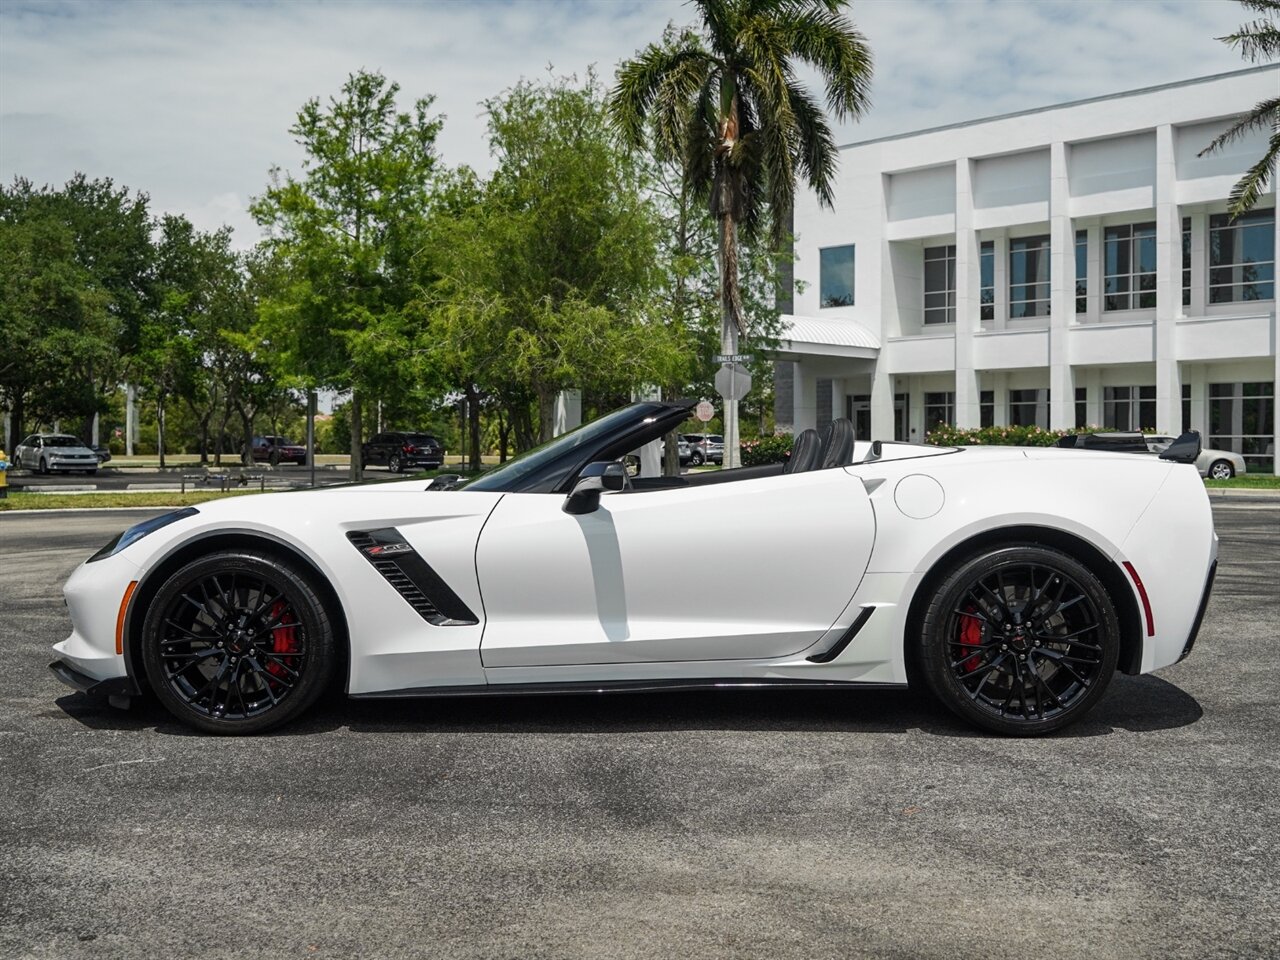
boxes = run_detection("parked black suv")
[361,432,444,473]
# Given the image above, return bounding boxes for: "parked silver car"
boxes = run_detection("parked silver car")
[681,433,724,466]
[1145,435,1247,479]
[13,434,100,475]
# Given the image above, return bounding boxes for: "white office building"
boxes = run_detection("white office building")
[775,65,1279,474]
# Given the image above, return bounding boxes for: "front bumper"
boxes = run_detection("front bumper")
[49,658,139,697]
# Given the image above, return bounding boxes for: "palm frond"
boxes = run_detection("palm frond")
[1198,95,1280,155]
[1227,128,1280,218]
[775,4,874,120]
[1218,17,1280,61]
[609,38,708,147]
[786,81,839,209]
[650,50,715,163]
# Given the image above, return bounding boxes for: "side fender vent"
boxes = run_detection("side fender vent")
[347,529,478,626]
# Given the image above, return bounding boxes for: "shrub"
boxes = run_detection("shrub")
[741,433,794,466]
[924,424,1099,447]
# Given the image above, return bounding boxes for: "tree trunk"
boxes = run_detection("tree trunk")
[349,389,363,482]
[663,430,680,477]
[157,396,167,470]
[215,401,231,467]
[8,393,25,451]
[536,387,556,444]
[238,407,254,467]
[497,412,510,463]
[464,384,482,472]
[719,213,742,469]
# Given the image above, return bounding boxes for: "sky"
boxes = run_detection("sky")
[0,0,1258,247]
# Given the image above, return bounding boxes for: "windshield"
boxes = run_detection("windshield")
[46,436,84,447]
[462,405,645,492]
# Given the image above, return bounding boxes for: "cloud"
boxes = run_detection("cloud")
[0,0,1255,246]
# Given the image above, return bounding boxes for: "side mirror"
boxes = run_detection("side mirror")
[1158,430,1202,465]
[563,461,626,515]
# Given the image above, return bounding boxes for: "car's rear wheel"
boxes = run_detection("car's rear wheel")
[388,453,403,473]
[141,550,336,734]
[917,545,1119,736]
[1208,459,1234,480]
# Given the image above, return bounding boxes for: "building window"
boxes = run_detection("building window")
[1104,222,1156,311]
[924,392,955,429]
[1009,388,1049,428]
[1182,217,1192,308]
[1182,383,1191,433]
[924,245,956,324]
[1209,381,1275,472]
[980,390,994,428]
[1075,229,1088,314]
[980,241,994,322]
[1209,209,1274,303]
[819,244,855,307]
[1009,236,1050,318]
[1075,386,1087,428]
[1103,385,1156,432]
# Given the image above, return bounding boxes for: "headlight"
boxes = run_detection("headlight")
[87,507,199,563]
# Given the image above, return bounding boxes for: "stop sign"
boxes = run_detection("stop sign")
[695,400,715,422]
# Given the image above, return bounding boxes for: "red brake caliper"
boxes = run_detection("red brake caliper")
[266,600,299,680]
[957,605,983,673]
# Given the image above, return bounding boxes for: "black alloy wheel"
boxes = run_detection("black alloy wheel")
[141,550,336,734]
[690,450,705,466]
[388,453,403,473]
[917,545,1119,736]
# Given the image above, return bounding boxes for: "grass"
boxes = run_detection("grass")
[1204,474,1280,489]
[0,490,271,511]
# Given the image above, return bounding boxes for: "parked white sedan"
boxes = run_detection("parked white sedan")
[13,433,100,475]
[1145,436,1247,480]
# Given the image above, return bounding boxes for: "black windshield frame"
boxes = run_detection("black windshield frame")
[461,400,695,494]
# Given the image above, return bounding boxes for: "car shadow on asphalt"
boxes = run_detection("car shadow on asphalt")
[51,672,1201,739]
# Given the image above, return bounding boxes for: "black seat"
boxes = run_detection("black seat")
[819,418,856,468]
[784,428,822,474]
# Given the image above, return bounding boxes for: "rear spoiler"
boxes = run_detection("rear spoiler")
[1158,430,1202,465]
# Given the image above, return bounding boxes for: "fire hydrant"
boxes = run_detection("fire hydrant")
[0,447,9,499]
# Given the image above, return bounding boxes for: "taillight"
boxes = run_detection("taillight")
[402,444,416,454]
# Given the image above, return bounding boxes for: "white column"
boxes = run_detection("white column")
[1048,141,1073,429]
[870,364,894,440]
[1188,212,1207,317]
[1273,195,1280,474]
[955,158,981,428]
[1084,367,1103,428]
[1187,363,1207,436]
[553,390,582,437]
[992,372,1009,427]
[830,378,847,425]
[1154,124,1182,438]
[1086,222,1103,322]
[792,361,818,433]
[993,233,1009,331]
[125,383,136,456]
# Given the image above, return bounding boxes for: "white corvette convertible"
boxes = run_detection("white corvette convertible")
[51,401,1218,736]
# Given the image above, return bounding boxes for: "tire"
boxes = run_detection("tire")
[140,550,337,735]
[1208,459,1234,480]
[690,451,705,466]
[38,457,49,475]
[388,453,403,473]
[916,545,1120,736]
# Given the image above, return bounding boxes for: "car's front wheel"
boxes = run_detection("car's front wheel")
[916,545,1119,736]
[1208,459,1234,480]
[141,550,336,734]
[689,451,704,466]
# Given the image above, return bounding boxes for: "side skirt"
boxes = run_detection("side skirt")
[350,677,907,700]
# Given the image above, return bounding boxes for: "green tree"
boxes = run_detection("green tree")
[419,73,683,450]
[251,70,443,480]
[610,0,872,465]
[1201,1,1280,216]
[0,175,153,442]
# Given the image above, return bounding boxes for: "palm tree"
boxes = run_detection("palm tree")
[610,0,872,466]
[1200,0,1280,217]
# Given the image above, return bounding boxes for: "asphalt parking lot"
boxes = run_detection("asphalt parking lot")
[1,503,1278,959]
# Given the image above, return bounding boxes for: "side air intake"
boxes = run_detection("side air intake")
[347,529,478,626]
